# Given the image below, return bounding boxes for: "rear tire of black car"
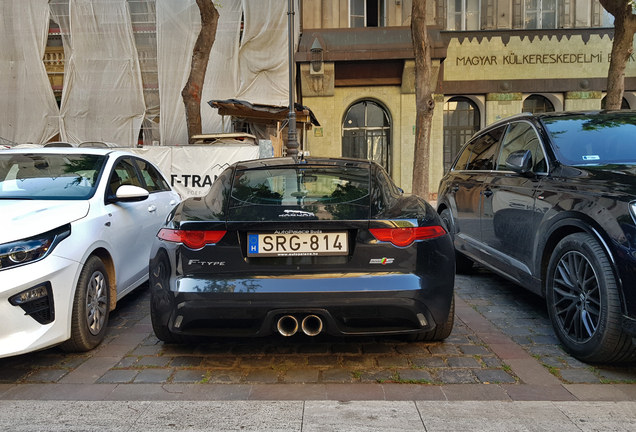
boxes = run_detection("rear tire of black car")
[60,256,110,352]
[405,296,455,342]
[150,252,188,344]
[440,209,473,273]
[148,252,183,343]
[546,233,636,363]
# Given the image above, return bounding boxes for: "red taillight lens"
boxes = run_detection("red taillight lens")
[369,226,446,247]
[157,229,226,250]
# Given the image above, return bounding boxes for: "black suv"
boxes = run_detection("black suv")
[437,111,636,363]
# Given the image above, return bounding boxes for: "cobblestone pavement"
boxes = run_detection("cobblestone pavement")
[2,266,636,401]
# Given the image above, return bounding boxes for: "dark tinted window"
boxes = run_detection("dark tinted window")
[373,167,401,213]
[497,122,546,172]
[136,159,170,192]
[0,153,106,200]
[465,126,506,170]
[453,141,475,171]
[108,158,142,196]
[230,166,370,206]
[202,168,232,221]
[543,113,636,166]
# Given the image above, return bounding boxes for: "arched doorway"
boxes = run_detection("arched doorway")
[443,97,480,172]
[523,95,555,113]
[601,97,630,109]
[342,100,391,172]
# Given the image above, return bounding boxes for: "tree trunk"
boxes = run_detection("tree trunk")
[599,0,636,110]
[411,0,435,199]
[182,0,220,143]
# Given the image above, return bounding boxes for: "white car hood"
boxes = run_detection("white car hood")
[0,200,90,244]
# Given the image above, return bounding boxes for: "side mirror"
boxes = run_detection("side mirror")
[114,185,149,202]
[505,150,533,175]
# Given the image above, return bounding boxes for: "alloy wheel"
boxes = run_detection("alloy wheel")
[86,270,108,336]
[551,251,601,343]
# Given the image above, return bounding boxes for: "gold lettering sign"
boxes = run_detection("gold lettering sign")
[444,35,636,82]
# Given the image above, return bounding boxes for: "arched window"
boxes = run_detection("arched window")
[523,95,555,114]
[443,97,480,173]
[601,97,630,109]
[342,100,391,172]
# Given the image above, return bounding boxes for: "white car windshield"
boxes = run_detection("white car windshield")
[0,153,107,200]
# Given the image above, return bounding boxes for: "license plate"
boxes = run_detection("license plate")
[247,231,348,257]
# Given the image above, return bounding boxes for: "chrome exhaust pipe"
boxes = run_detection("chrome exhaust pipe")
[301,315,323,336]
[277,315,299,336]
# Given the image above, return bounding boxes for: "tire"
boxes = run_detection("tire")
[405,296,455,342]
[440,209,473,273]
[149,252,188,344]
[546,233,636,363]
[60,256,110,352]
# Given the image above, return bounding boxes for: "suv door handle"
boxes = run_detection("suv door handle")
[483,189,493,197]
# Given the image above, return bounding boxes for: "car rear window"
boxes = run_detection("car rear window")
[230,165,370,206]
[543,113,636,166]
[0,153,106,200]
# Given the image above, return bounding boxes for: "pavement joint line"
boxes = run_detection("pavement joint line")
[454,294,560,387]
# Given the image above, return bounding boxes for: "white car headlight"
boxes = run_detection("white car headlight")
[0,224,71,271]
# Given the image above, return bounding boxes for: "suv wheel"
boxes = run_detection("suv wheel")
[546,233,636,363]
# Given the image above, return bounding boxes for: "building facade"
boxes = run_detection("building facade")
[296,0,636,199]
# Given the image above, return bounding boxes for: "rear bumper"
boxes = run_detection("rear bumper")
[152,272,454,338]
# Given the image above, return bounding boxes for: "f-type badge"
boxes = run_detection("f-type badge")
[279,209,315,218]
[370,258,394,265]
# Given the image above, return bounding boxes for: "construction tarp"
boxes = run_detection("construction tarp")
[236,0,299,107]
[1,0,298,147]
[0,0,60,144]
[157,0,298,145]
[51,0,145,146]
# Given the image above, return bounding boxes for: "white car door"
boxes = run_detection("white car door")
[104,157,158,293]
[133,157,180,228]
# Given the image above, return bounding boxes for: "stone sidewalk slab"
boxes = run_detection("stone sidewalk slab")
[1,400,635,431]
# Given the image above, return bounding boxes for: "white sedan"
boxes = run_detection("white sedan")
[0,148,180,357]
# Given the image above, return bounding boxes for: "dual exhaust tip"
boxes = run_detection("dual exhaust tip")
[277,314,323,337]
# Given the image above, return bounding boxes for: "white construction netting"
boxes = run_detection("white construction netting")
[0,0,298,146]
[51,0,146,146]
[236,0,299,106]
[0,0,60,144]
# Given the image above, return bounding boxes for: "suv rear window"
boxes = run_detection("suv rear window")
[230,166,370,206]
[543,113,636,166]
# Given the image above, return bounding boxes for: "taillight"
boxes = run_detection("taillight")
[369,226,446,247]
[157,229,226,250]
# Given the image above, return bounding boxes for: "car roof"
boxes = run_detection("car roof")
[0,147,133,158]
[234,156,373,170]
[490,110,636,126]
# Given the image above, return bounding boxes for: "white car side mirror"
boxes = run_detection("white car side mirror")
[115,185,149,202]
